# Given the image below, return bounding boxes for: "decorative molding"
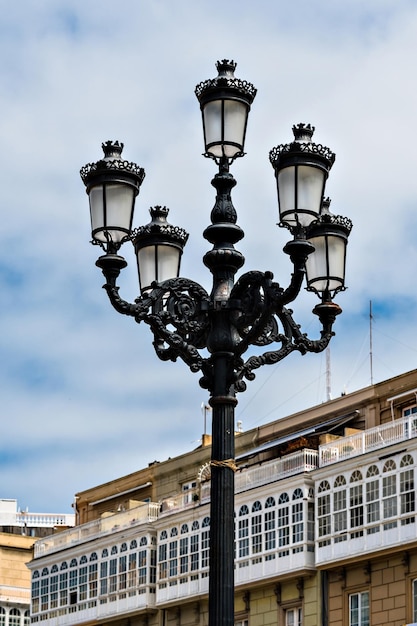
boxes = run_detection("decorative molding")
[193,602,200,624]
[297,577,304,600]
[243,591,250,612]
[274,582,282,606]
[402,551,410,575]
[363,561,371,584]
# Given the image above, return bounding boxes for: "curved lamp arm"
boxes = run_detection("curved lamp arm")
[96,250,341,394]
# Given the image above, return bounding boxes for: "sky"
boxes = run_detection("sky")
[2,0,417,514]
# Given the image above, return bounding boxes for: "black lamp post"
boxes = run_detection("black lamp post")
[80,60,352,626]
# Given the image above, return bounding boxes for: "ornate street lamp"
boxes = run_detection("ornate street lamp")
[132,206,189,294]
[80,60,352,626]
[305,197,352,300]
[196,59,256,163]
[81,140,145,254]
[269,123,335,230]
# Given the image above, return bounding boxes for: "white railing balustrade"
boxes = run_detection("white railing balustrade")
[32,588,156,626]
[34,502,160,557]
[0,510,75,528]
[167,448,319,512]
[316,517,417,565]
[319,414,417,466]
[235,448,319,493]
[157,575,209,604]
[14,512,75,527]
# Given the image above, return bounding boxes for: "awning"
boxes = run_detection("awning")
[237,411,359,461]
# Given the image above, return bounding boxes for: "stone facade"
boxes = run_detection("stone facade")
[0,501,74,626]
[0,533,34,626]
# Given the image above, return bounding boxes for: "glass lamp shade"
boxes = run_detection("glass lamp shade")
[80,141,145,252]
[195,60,257,162]
[305,207,352,298]
[133,206,189,294]
[88,183,135,246]
[269,124,335,230]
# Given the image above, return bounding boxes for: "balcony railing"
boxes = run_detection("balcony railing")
[31,588,156,626]
[33,449,319,556]
[157,574,209,604]
[33,502,160,558]
[18,512,75,527]
[236,547,315,585]
[155,546,316,605]
[319,414,417,466]
[235,448,319,493]
[161,449,319,515]
[316,515,417,565]
[0,511,75,528]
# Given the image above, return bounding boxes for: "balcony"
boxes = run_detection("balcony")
[33,502,160,558]
[235,448,319,493]
[315,441,417,565]
[32,589,156,626]
[316,516,417,566]
[157,575,209,604]
[155,547,316,605]
[160,449,319,515]
[319,414,417,466]
[236,547,315,585]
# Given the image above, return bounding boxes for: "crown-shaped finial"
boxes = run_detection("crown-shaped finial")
[149,205,170,221]
[216,59,237,77]
[292,123,315,143]
[101,140,124,160]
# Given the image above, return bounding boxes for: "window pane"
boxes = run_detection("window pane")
[349,591,369,626]
[413,579,417,621]
[285,607,302,626]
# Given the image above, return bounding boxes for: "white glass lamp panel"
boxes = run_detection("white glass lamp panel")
[223,100,247,156]
[327,235,346,285]
[306,234,345,293]
[277,167,296,224]
[157,245,181,283]
[105,184,135,241]
[89,186,105,242]
[203,100,223,157]
[305,235,328,292]
[297,165,325,225]
[137,246,156,293]
[89,184,134,244]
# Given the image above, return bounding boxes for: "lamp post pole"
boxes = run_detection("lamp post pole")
[80,60,352,626]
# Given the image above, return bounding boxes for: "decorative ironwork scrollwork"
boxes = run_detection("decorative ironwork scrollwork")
[101,260,338,394]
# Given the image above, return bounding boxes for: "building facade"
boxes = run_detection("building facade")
[28,369,417,626]
[0,501,74,626]
[0,532,34,626]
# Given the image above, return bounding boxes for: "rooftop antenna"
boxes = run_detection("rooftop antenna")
[326,345,332,401]
[201,402,211,435]
[370,300,374,385]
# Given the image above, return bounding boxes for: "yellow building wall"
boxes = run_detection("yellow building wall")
[233,575,320,626]
[249,585,278,626]
[327,550,417,626]
[304,575,320,626]
[0,533,36,604]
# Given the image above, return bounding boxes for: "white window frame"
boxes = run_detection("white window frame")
[349,590,369,626]
[285,606,302,626]
[182,480,197,505]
